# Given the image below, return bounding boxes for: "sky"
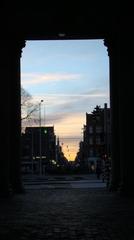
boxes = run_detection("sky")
[21,39,109,161]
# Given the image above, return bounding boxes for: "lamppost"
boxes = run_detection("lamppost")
[31,128,34,175]
[39,99,43,175]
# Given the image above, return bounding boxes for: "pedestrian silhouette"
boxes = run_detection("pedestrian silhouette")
[96,160,102,179]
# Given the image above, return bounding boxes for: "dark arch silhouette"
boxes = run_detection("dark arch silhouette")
[0,3,133,196]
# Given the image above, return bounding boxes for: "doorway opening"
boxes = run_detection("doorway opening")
[21,39,110,182]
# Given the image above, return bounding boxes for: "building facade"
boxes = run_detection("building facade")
[21,126,56,174]
[77,103,111,173]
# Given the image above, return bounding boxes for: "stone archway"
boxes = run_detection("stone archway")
[0,4,133,196]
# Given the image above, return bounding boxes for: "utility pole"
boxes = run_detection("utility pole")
[39,99,43,175]
[31,128,34,174]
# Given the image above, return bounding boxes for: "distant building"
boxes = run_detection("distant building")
[21,126,56,174]
[76,103,111,173]
[56,137,68,167]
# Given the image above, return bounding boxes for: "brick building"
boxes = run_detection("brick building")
[77,103,111,173]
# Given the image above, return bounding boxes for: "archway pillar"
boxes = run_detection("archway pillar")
[0,41,11,196]
[104,36,121,191]
[105,31,134,195]
[117,35,134,196]
[0,38,25,196]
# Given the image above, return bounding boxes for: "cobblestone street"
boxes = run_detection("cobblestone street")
[1,186,134,240]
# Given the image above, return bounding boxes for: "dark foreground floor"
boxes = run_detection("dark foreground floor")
[0,188,134,240]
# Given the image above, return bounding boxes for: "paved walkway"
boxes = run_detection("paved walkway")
[22,174,106,189]
[0,176,134,239]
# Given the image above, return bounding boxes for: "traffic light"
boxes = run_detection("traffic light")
[44,129,47,134]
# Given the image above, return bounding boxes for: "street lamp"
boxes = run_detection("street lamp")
[39,99,43,175]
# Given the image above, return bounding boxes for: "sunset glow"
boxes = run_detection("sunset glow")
[21,40,109,161]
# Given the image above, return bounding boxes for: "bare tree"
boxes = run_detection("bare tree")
[21,86,39,131]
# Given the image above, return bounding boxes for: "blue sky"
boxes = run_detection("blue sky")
[21,39,109,160]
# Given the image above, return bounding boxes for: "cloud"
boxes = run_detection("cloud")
[21,72,81,85]
[29,88,109,107]
[25,88,109,127]
[30,89,109,114]
[53,112,85,136]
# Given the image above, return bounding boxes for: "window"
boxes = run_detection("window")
[89,138,93,144]
[96,126,102,133]
[96,136,101,144]
[89,149,94,156]
[89,126,93,133]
